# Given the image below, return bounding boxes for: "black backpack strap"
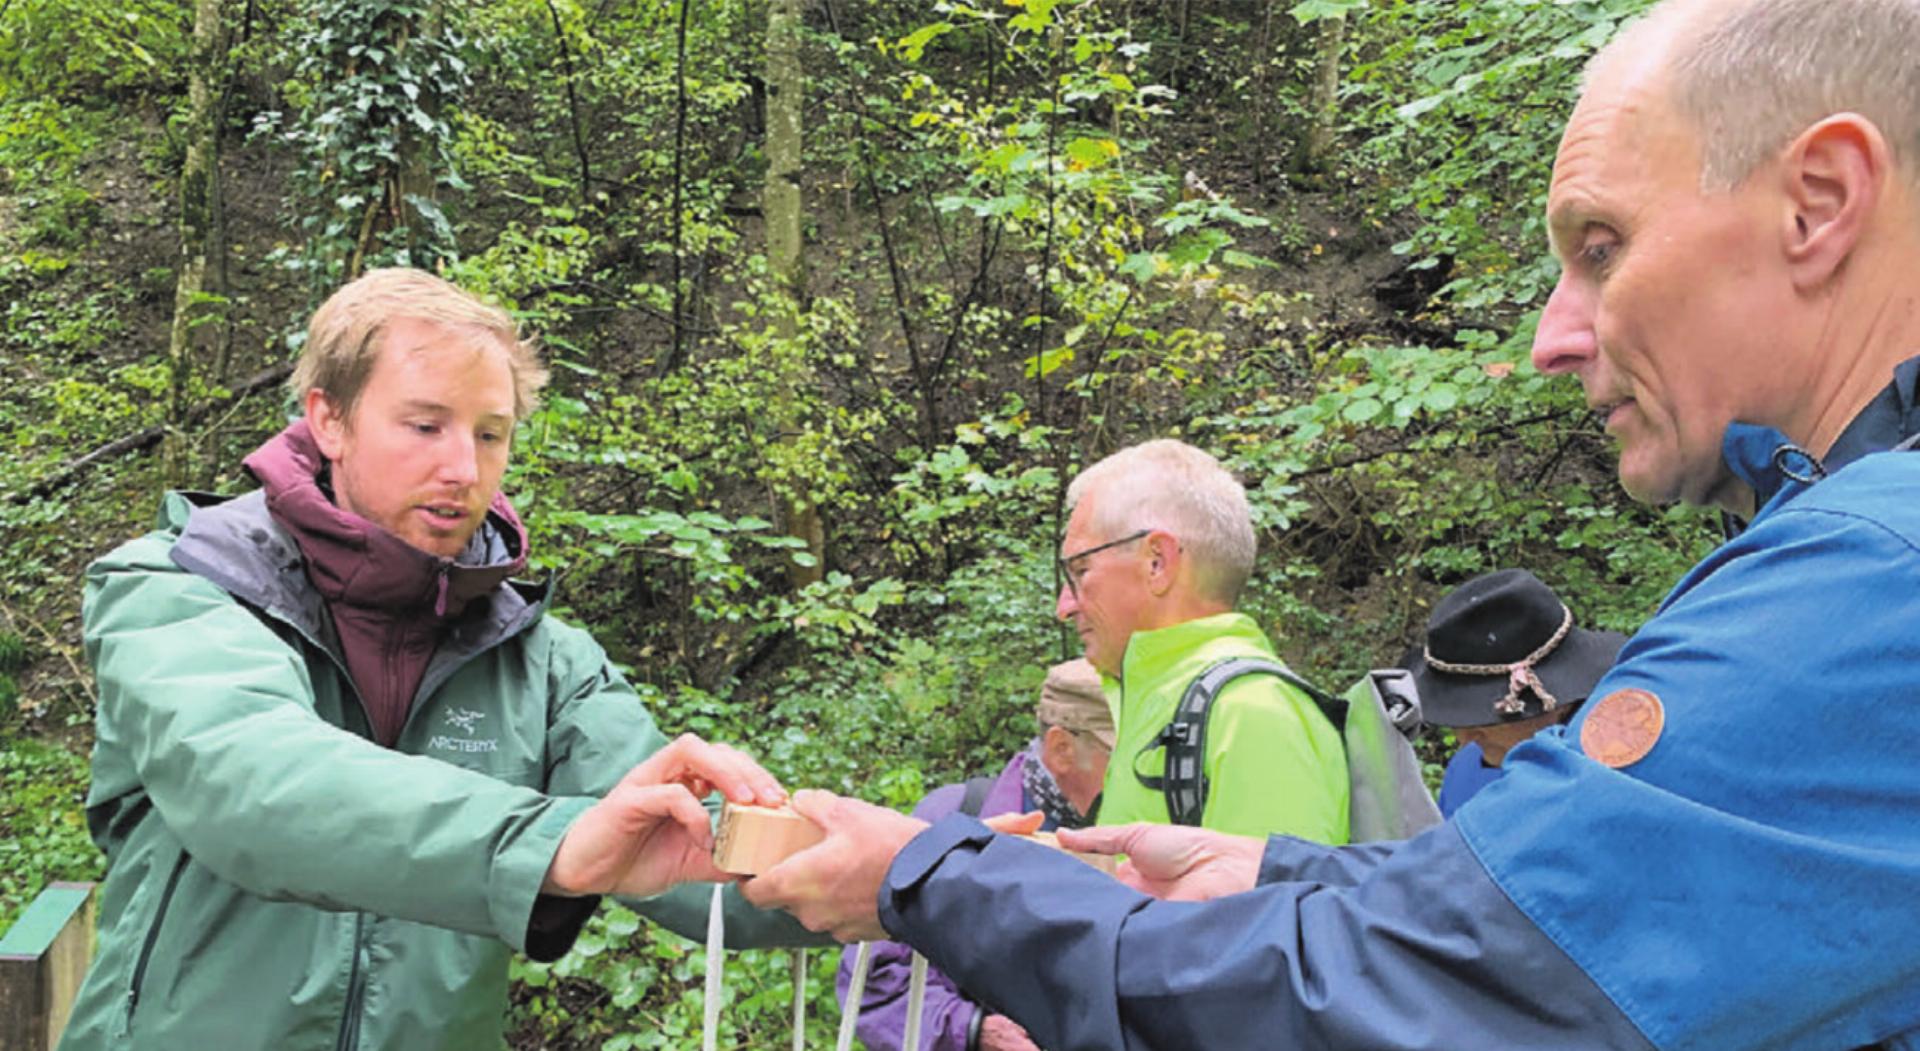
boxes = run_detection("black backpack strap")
[957,774,997,818]
[1134,657,1346,826]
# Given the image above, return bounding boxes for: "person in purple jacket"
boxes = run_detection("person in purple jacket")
[836,658,1113,1051]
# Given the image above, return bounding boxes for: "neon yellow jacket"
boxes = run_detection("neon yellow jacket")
[1096,613,1349,843]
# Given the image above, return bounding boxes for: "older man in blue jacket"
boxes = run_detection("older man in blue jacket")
[744,1,1920,1048]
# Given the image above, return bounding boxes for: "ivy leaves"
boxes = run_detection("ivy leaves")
[267,0,476,288]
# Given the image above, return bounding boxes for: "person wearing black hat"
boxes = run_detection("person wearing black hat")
[1408,569,1627,817]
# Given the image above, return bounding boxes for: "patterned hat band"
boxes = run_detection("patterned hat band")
[1423,605,1574,716]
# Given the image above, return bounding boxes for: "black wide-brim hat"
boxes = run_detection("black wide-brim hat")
[1405,569,1628,728]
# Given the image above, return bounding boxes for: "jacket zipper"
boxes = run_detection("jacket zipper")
[124,850,191,1027]
[335,912,369,1051]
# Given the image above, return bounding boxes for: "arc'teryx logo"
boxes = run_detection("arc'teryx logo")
[431,708,498,754]
[446,707,486,734]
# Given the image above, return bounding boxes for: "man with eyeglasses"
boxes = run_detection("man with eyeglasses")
[1052,438,1348,843]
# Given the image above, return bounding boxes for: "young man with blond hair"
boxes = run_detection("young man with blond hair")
[60,268,812,1051]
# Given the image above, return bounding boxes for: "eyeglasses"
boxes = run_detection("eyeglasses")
[1057,529,1151,599]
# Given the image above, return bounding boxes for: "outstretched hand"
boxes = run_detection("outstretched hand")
[544,734,788,899]
[740,790,928,942]
[1055,822,1264,901]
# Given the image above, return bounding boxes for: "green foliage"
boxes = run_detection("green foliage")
[0,0,186,99]
[0,738,100,934]
[510,906,841,1050]
[262,0,475,290]
[900,0,1271,399]
[0,630,23,715]
[1349,0,1659,311]
[0,100,109,251]
[0,0,1748,1045]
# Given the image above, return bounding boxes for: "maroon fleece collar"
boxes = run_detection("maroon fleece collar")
[241,419,529,617]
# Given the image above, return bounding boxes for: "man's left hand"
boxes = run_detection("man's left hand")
[545,734,788,898]
[740,790,927,942]
[1057,822,1263,901]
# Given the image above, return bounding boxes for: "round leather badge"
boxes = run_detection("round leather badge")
[1580,687,1665,768]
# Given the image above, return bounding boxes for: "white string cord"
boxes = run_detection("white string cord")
[790,950,807,1051]
[835,941,873,1051]
[703,884,725,1051]
[902,951,929,1051]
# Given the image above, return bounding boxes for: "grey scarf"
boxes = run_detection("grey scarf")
[1021,739,1091,830]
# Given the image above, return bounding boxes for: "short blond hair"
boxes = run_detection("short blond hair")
[291,268,549,421]
[1065,439,1257,605]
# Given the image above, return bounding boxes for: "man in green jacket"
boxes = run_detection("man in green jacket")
[60,268,814,1051]
[1056,439,1348,843]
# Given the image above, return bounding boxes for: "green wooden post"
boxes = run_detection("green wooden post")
[0,882,97,1051]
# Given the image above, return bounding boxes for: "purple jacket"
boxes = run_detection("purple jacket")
[836,753,1030,1051]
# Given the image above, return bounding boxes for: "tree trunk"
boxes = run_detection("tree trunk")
[1295,12,1344,180]
[764,0,823,587]
[663,0,694,374]
[395,2,442,266]
[165,0,223,490]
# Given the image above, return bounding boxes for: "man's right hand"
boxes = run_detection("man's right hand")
[1056,822,1264,901]
[978,1013,1041,1051]
[741,790,928,942]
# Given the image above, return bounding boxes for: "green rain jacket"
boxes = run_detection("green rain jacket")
[58,490,811,1051]
[1097,612,1350,844]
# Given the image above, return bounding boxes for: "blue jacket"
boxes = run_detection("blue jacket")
[874,361,1920,1051]
[1435,741,1501,818]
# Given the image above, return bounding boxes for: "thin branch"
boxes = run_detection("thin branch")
[663,0,694,375]
[1033,23,1061,428]
[1291,408,1577,480]
[544,0,593,204]
[0,596,90,709]
[11,363,293,504]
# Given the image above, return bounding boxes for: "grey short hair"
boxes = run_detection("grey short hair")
[1064,439,1256,605]
[1591,0,1920,190]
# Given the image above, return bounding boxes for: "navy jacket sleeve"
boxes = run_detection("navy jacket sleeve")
[1257,834,1401,889]
[880,815,1649,1051]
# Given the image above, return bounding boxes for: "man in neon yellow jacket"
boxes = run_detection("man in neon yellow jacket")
[1055,439,1349,843]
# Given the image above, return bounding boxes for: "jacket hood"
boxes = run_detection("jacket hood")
[242,419,528,616]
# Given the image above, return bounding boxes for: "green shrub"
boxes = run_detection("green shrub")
[0,738,100,934]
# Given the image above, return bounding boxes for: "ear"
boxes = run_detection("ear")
[1779,113,1888,291]
[1143,530,1179,597]
[1041,726,1076,771]
[304,388,349,462]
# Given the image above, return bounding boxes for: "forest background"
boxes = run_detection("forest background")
[0,0,1717,1045]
